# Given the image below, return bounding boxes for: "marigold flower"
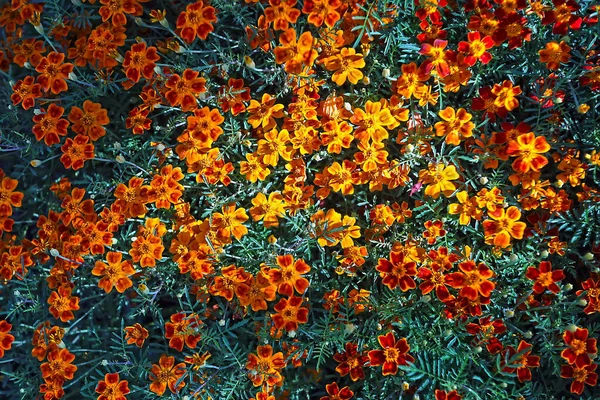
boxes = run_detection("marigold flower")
[250,191,286,227]
[92,252,136,293]
[418,263,451,301]
[113,177,152,218]
[323,47,366,85]
[98,0,147,26]
[482,206,526,248]
[272,295,309,332]
[334,342,369,381]
[40,348,77,380]
[541,0,582,35]
[539,41,571,70]
[368,332,415,376]
[446,260,495,300]
[60,134,94,170]
[68,100,109,141]
[247,94,285,130]
[435,390,463,400]
[129,231,164,268]
[448,191,482,225]
[273,28,318,74]
[395,62,429,99]
[96,373,130,400]
[320,382,354,400]
[122,42,160,83]
[418,163,460,199]
[490,80,521,111]
[376,251,417,291]
[0,245,33,280]
[47,286,80,322]
[505,130,552,173]
[236,270,277,311]
[246,345,286,387]
[350,99,398,143]
[560,363,598,395]
[268,254,310,296]
[0,176,23,216]
[124,323,149,347]
[303,0,342,28]
[11,75,42,110]
[0,320,14,358]
[176,0,217,43]
[420,39,450,77]
[561,328,598,368]
[210,265,250,301]
[219,78,251,116]
[165,312,202,352]
[257,128,294,166]
[434,107,475,145]
[125,106,152,135]
[165,69,207,112]
[32,104,69,146]
[150,164,185,209]
[149,355,186,395]
[35,51,73,94]
[264,0,301,31]
[501,340,540,382]
[457,31,494,66]
[525,261,565,294]
[211,203,249,240]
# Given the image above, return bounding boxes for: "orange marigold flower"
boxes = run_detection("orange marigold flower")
[96,373,130,400]
[165,69,207,112]
[264,0,301,31]
[41,348,77,381]
[176,0,217,43]
[257,128,293,166]
[124,323,149,347]
[12,38,46,67]
[0,245,33,280]
[482,206,526,248]
[420,39,450,77]
[541,0,582,35]
[395,62,429,99]
[11,75,42,110]
[446,260,495,300]
[490,80,521,111]
[60,134,94,170]
[0,175,24,215]
[501,340,540,382]
[434,107,474,145]
[35,51,73,94]
[326,160,361,195]
[129,230,164,268]
[322,47,365,86]
[525,261,565,294]
[268,254,311,296]
[211,203,249,240]
[448,191,482,225]
[92,251,136,293]
[150,164,185,209]
[185,106,225,147]
[560,363,598,395]
[320,382,354,400]
[68,100,109,141]
[165,312,202,352]
[561,328,598,368]
[272,295,309,332]
[250,191,286,227]
[334,342,369,381]
[245,345,286,387]
[418,163,460,199]
[303,0,343,28]
[149,355,186,395]
[368,332,415,376]
[113,177,152,218]
[350,99,398,143]
[273,28,319,74]
[505,131,551,173]
[125,106,152,134]
[98,0,147,27]
[422,220,446,245]
[210,264,251,301]
[236,270,277,311]
[47,286,80,322]
[32,104,69,146]
[417,262,451,301]
[123,42,160,83]
[376,251,417,291]
[60,187,95,228]
[539,41,571,70]
[0,320,15,358]
[247,94,285,130]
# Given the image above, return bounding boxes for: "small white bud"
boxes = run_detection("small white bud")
[509,254,518,263]
[244,56,255,69]
[524,331,533,339]
[116,155,125,163]
[422,295,431,303]
[504,309,514,318]
[344,102,352,112]
[33,108,42,115]
[344,323,356,334]
[30,159,41,167]
[377,323,382,330]
[577,299,588,306]
[405,144,415,152]
[287,330,297,338]
[101,359,109,366]
[566,324,578,332]
[154,65,162,75]
[218,319,226,326]
[474,346,483,353]
[564,283,573,291]
[24,61,32,69]
[114,142,122,150]
[111,238,118,245]
[540,250,549,259]
[156,143,166,152]
[479,176,489,185]
[58,340,66,349]
[131,236,137,242]
[68,72,77,80]
[382,68,391,79]
[50,248,60,257]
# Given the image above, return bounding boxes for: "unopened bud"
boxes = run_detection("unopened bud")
[564,283,573,291]
[382,68,391,79]
[244,56,255,69]
[509,254,518,263]
[30,159,41,167]
[583,252,595,261]
[479,176,489,185]
[524,331,533,339]
[116,155,125,163]
[540,250,549,259]
[50,248,60,257]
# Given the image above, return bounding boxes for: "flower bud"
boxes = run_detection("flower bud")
[583,252,594,261]
[138,283,149,295]
[566,324,578,332]
[479,176,489,185]
[116,155,125,163]
[24,61,32,70]
[540,250,549,259]
[382,68,391,79]
[49,248,60,257]
[509,254,518,263]
[474,346,483,353]
[577,299,588,306]
[156,143,166,152]
[504,309,514,318]
[524,331,533,339]
[68,72,77,81]
[244,56,255,69]
[362,76,370,85]
[564,283,573,291]
[30,159,41,167]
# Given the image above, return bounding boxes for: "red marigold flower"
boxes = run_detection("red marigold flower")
[420,39,450,77]
[11,75,42,110]
[32,104,70,146]
[219,78,251,116]
[376,251,417,291]
[60,134,95,170]
[35,51,73,94]
[561,328,598,368]
[368,332,415,376]
[334,342,369,381]
[505,131,551,173]
[560,363,598,395]
[303,0,343,28]
[47,285,80,322]
[435,389,463,400]
[176,0,217,43]
[124,323,149,348]
[457,31,494,66]
[165,312,202,352]
[320,382,354,400]
[96,373,130,400]
[272,295,309,332]
[525,261,565,294]
[98,0,147,27]
[501,340,540,382]
[125,106,152,134]
[264,0,301,31]
[541,0,582,35]
[122,42,160,83]
[165,69,207,112]
[68,100,109,141]
[0,320,15,358]
[268,254,311,296]
[446,260,495,300]
[417,262,451,301]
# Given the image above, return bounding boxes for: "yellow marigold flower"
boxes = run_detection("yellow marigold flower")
[250,192,286,227]
[418,163,460,199]
[322,47,365,86]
